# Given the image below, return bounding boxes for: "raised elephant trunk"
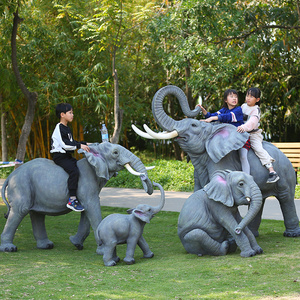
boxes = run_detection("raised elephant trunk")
[235,184,263,234]
[151,182,165,214]
[152,85,201,131]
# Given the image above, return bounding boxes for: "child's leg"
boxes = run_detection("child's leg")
[250,131,275,168]
[238,148,250,174]
[53,155,79,197]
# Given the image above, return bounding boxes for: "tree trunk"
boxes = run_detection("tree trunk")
[11,9,37,164]
[0,94,8,162]
[110,67,124,144]
[185,60,194,108]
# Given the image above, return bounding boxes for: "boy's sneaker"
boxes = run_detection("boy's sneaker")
[267,172,280,184]
[67,199,85,212]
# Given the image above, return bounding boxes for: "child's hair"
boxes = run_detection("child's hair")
[246,87,261,106]
[223,89,238,108]
[55,103,73,119]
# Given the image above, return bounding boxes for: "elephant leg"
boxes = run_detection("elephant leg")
[69,212,90,250]
[243,227,263,254]
[124,237,138,264]
[29,211,54,249]
[278,194,300,237]
[234,212,263,254]
[81,197,102,246]
[137,235,154,258]
[0,209,28,252]
[112,248,120,263]
[182,229,229,256]
[102,244,118,267]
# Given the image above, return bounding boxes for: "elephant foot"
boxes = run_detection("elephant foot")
[240,249,256,257]
[104,260,117,267]
[143,251,154,258]
[69,236,83,250]
[124,257,135,265]
[0,243,17,252]
[283,228,300,237]
[96,245,104,255]
[254,246,263,255]
[37,240,54,250]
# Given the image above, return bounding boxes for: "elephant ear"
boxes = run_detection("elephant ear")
[205,124,249,163]
[203,170,234,207]
[78,148,109,180]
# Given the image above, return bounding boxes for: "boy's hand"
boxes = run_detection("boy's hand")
[81,144,90,152]
[196,104,207,116]
[237,126,245,133]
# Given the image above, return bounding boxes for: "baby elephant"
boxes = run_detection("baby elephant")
[97,182,165,266]
[178,170,263,258]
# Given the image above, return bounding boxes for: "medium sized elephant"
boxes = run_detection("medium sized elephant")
[97,182,165,266]
[0,142,154,252]
[178,170,263,257]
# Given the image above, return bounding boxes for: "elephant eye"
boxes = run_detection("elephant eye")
[191,123,197,127]
[238,181,244,187]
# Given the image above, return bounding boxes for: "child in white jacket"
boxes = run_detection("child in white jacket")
[237,88,279,183]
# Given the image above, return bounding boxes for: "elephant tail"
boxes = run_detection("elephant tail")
[1,178,10,219]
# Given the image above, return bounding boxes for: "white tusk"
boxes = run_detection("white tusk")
[131,124,155,139]
[246,197,251,203]
[145,166,155,170]
[125,163,145,176]
[143,124,178,140]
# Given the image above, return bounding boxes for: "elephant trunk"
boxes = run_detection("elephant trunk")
[235,184,263,234]
[123,149,154,195]
[151,182,165,214]
[152,85,201,131]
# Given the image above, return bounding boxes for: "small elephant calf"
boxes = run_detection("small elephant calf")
[97,182,165,266]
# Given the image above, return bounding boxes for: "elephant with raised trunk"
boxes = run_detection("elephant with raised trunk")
[97,182,165,266]
[178,170,263,257]
[133,85,300,237]
[0,142,154,252]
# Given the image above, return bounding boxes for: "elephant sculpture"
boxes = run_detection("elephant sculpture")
[97,181,165,266]
[132,85,300,237]
[178,170,263,257]
[0,142,154,252]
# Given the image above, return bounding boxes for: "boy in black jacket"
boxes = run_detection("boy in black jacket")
[50,103,90,212]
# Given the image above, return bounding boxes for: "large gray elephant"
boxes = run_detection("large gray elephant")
[178,170,263,257]
[133,85,300,237]
[97,181,165,266]
[0,142,154,252]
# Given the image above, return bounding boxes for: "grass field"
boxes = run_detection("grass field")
[0,204,299,300]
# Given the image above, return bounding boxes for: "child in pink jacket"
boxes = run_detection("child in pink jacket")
[237,87,279,183]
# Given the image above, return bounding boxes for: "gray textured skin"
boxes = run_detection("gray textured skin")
[0,142,153,252]
[150,85,300,237]
[96,182,165,266]
[178,170,263,257]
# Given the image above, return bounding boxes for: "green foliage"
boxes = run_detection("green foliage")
[106,156,195,192]
[0,204,299,299]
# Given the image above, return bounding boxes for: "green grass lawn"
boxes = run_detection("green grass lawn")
[0,205,299,299]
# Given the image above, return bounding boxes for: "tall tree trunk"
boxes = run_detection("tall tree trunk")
[0,94,8,162]
[110,51,123,144]
[185,59,194,108]
[11,9,38,163]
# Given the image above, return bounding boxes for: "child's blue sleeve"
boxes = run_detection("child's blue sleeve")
[218,107,243,125]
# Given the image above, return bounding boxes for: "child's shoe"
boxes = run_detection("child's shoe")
[267,172,280,183]
[67,199,85,212]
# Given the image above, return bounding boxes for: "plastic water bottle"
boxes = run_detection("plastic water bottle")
[101,124,109,142]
